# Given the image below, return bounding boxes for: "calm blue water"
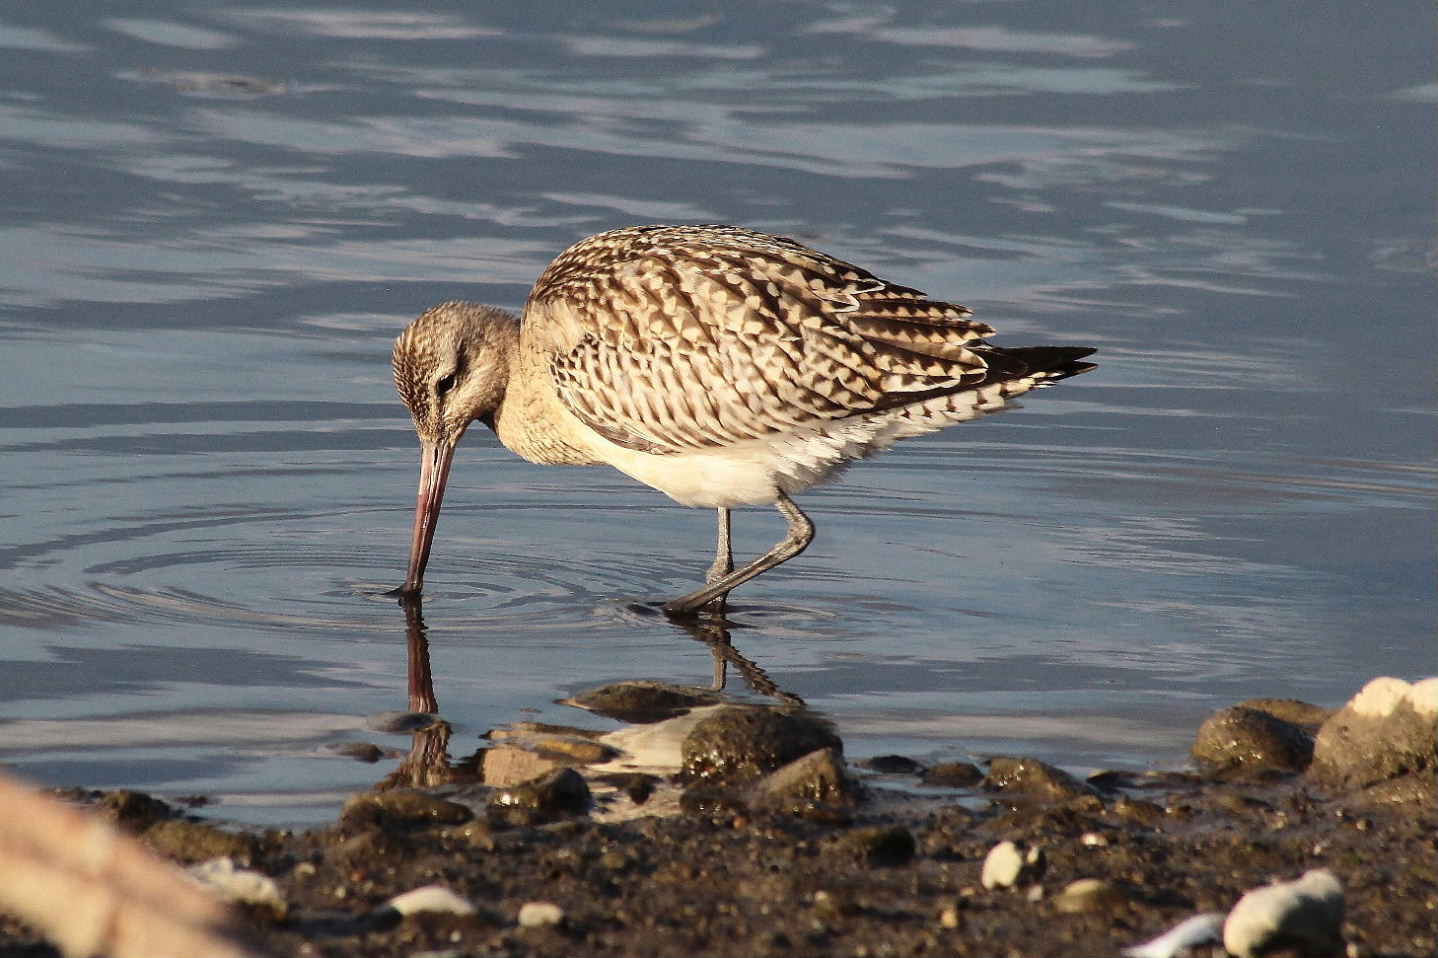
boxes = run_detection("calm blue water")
[1,3,1433,825]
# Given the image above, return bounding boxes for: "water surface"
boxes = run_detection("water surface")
[1,2,1433,824]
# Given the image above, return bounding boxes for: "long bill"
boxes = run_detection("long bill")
[401,439,456,596]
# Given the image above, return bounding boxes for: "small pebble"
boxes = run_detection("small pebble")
[980,840,1025,889]
[518,901,565,928]
[938,903,962,929]
[386,885,477,917]
[1053,877,1128,914]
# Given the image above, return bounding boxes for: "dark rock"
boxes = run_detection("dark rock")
[341,788,474,832]
[1233,698,1332,730]
[835,824,915,868]
[97,790,177,831]
[329,742,387,763]
[143,819,255,864]
[1192,707,1314,775]
[568,681,721,723]
[921,761,983,788]
[983,757,1099,800]
[487,768,591,827]
[754,748,860,811]
[681,706,842,784]
[862,754,925,775]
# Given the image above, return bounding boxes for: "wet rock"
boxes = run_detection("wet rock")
[487,768,591,827]
[980,840,1042,889]
[517,901,565,928]
[328,742,388,763]
[681,706,842,784]
[483,745,564,788]
[386,885,477,917]
[188,858,285,914]
[862,754,924,775]
[834,824,915,868]
[1053,878,1130,915]
[568,681,720,723]
[1192,706,1314,775]
[1123,913,1226,958]
[921,761,983,788]
[1310,676,1437,790]
[341,788,473,832]
[143,819,255,864]
[97,790,177,831]
[489,722,620,765]
[529,735,618,765]
[754,748,860,811]
[984,757,1099,799]
[1233,698,1332,730]
[1222,868,1345,958]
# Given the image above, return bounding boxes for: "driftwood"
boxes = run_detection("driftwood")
[0,773,263,958]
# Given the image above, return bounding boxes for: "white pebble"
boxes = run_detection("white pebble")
[386,884,477,917]
[980,840,1025,889]
[1223,869,1344,958]
[188,857,284,909]
[518,900,565,928]
[1123,912,1225,958]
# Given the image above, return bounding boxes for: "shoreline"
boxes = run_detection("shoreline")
[1,676,1433,957]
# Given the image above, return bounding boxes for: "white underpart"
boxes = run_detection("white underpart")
[594,373,1058,508]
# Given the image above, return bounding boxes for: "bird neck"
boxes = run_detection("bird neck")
[489,322,604,466]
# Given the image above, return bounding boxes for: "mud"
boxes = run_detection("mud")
[2,752,1433,957]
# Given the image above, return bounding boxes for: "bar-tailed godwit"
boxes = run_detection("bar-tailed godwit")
[392,225,1095,614]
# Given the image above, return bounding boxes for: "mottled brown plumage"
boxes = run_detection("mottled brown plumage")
[392,225,1095,614]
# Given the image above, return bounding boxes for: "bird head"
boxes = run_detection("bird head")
[391,301,519,595]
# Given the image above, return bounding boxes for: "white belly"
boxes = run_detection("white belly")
[569,381,1024,509]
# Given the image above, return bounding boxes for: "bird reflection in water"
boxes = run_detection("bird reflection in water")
[373,595,804,791]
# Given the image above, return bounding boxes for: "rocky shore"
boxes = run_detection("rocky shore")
[1,675,1433,958]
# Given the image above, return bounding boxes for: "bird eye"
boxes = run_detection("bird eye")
[436,373,457,395]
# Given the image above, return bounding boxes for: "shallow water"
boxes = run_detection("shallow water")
[1,3,1433,825]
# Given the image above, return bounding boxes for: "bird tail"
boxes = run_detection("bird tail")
[980,345,1097,386]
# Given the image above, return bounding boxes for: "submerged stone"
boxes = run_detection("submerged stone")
[569,681,721,723]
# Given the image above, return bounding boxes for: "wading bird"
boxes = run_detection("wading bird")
[393,225,1094,614]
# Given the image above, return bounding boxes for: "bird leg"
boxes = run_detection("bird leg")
[665,493,814,616]
[702,507,734,615]
[706,507,734,583]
